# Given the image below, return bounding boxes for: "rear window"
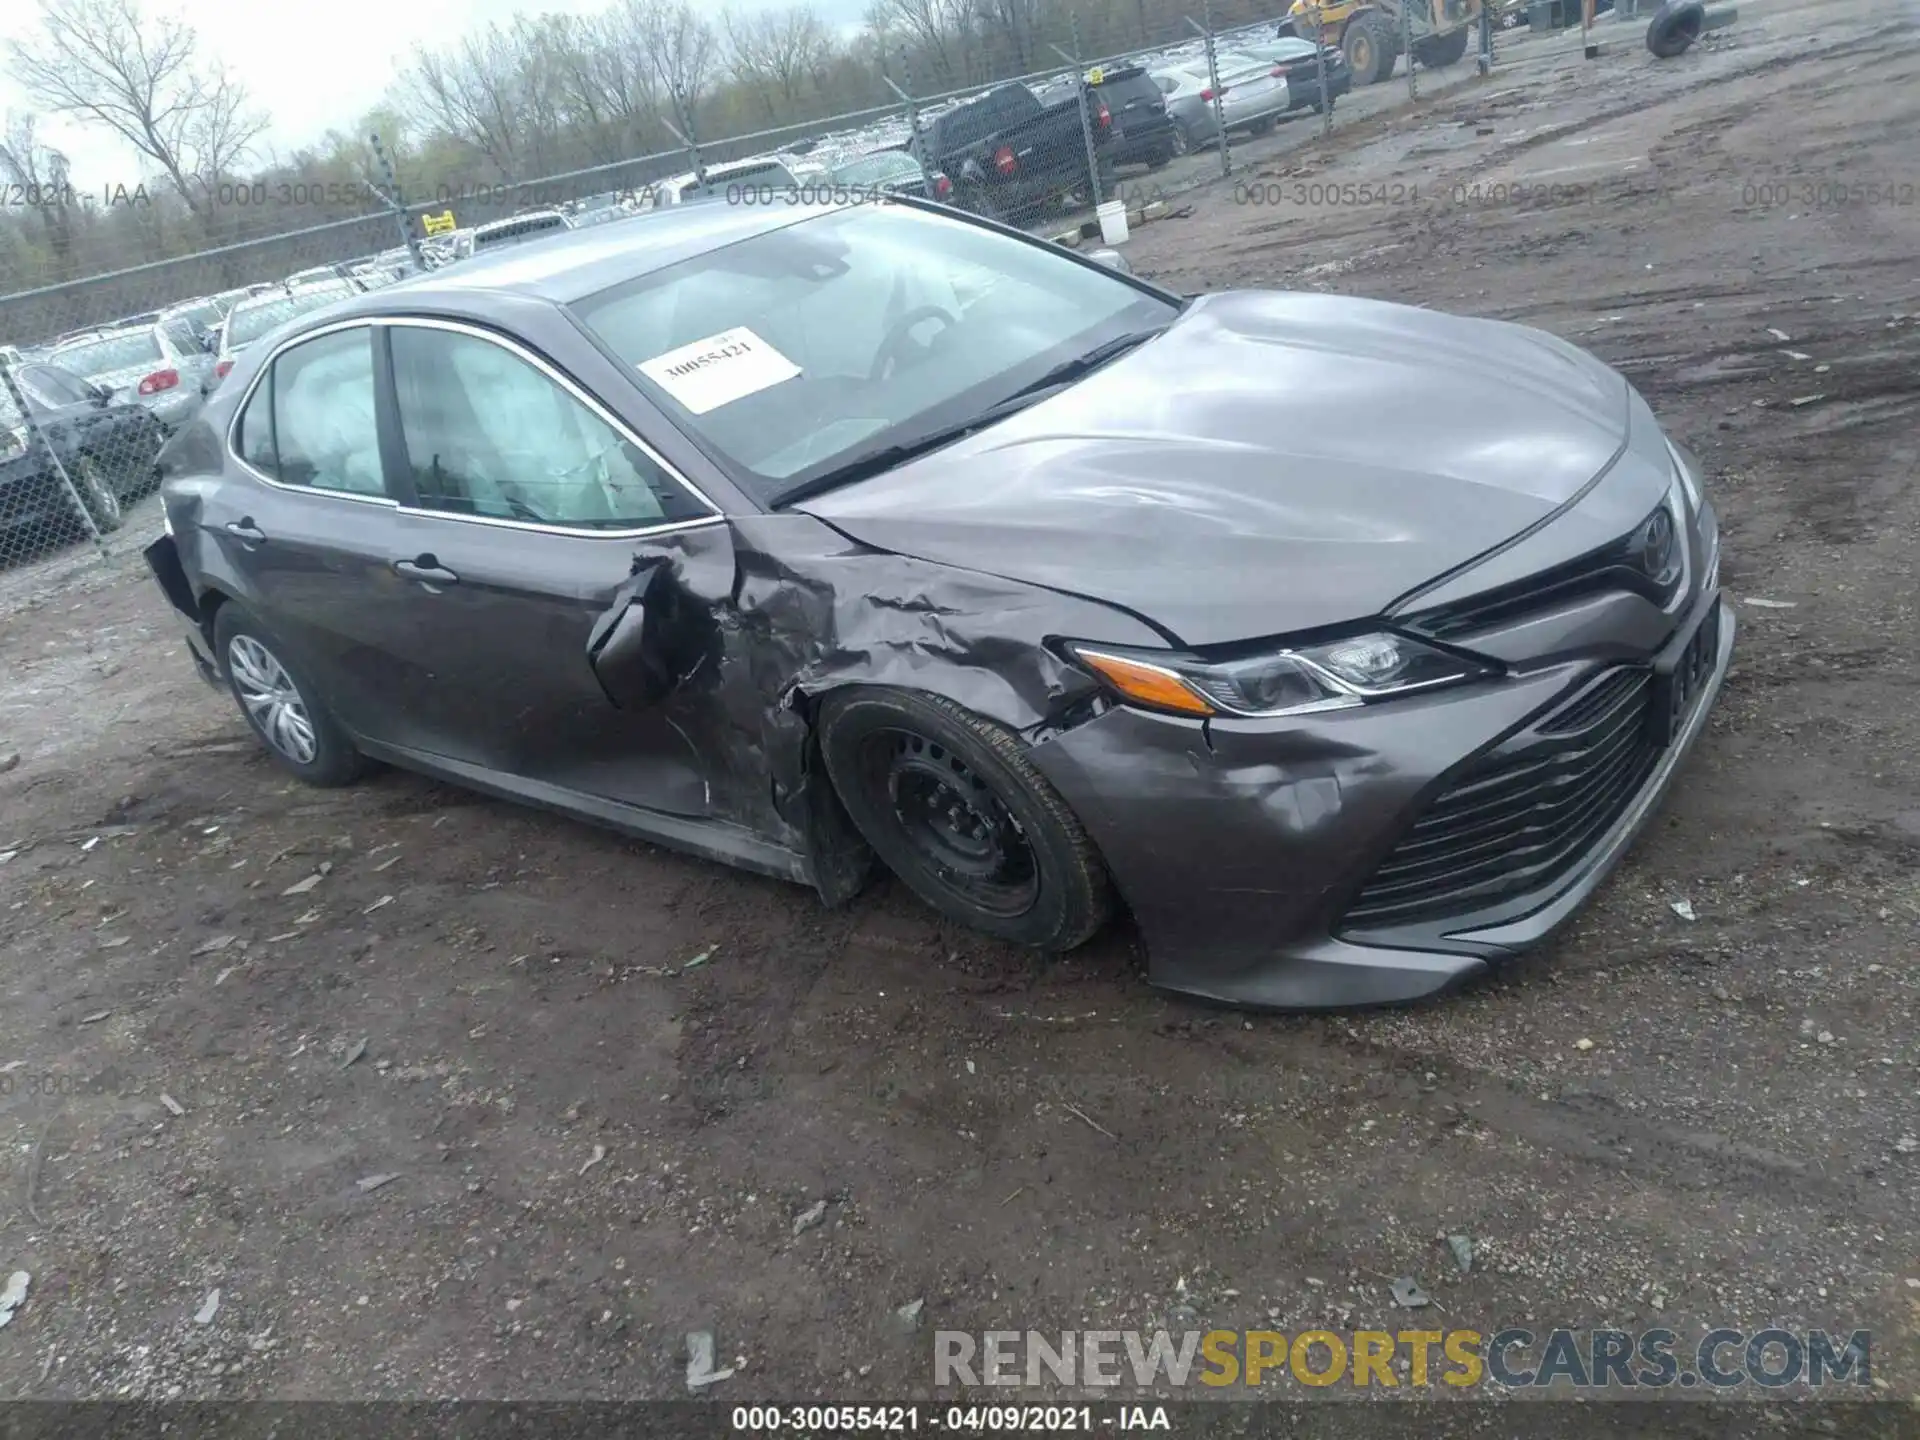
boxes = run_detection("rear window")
[1093,70,1163,104]
[51,330,162,375]
[830,152,922,186]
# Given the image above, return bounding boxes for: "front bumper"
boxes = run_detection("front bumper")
[1029,559,1733,1010]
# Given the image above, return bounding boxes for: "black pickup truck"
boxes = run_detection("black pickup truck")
[913,82,1114,222]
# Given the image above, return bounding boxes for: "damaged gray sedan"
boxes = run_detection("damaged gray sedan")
[143,197,1732,1008]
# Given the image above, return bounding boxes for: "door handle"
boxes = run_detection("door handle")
[225,520,266,543]
[394,557,459,586]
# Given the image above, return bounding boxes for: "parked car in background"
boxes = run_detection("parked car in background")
[285,265,343,289]
[645,157,828,209]
[2,358,165,543]
[916,82,1114,221]
[50,321,216,434]
[1237,36,1354,110]
[565,191,635,227]
[1036,64,1179,170]
[470,210,575,255]
[215,281,360,383]
[1153,52,1292,152]
[160,297,230,354]
[827,149,954,202]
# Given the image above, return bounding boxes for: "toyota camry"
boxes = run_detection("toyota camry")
[143,195,1731,1008]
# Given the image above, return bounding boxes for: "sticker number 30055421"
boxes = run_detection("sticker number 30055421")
[637,327,802,414]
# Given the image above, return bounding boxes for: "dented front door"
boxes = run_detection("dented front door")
[368,510,731,818]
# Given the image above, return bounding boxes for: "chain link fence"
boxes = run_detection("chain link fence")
[0,0,1509,582]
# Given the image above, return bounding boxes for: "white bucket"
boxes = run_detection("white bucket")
[1096,200,1130,246]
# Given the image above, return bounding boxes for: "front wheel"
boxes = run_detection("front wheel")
[214,602,369,787]
[66,453,123,536]
[1169,122,1194,157]
[819,689,1113,951]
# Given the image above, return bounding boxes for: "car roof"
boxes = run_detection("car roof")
[320,201,822,310]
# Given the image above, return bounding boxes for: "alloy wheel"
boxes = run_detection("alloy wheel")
[227,634,318,765]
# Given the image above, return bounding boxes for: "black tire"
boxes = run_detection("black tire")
[818,688,1113,951]
[960,184,1004,223]
[1343,11,1398,83]
[213,602,368,787]
[1249,113,1276,134]
[1169,121,1194,156]
[1413,26,1471,65]
[1645,0,1704,55]
[65,453,124,536]
[1145,145,1173,169]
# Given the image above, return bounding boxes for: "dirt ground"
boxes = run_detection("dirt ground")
[2,0,1918,1419]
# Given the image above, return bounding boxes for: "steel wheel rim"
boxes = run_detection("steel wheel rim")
[864,729,1038,917]
[79,457,120,526]
[227,634,318,765]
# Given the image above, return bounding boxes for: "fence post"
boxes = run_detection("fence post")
[1404,0,1420,102]
[1049,15,1106,213]
[885,51,937,198]
[663,85,707,188]
[1478,1,1495,72]
[1313,7,1334,137]
[368,133,424,271]
[0,358,106,560]
[1186,9,1230,178]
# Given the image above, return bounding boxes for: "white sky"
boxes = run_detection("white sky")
[0,0,860,190]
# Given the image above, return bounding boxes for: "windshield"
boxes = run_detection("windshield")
[170,300,224,330]
[227,287,353,347]
[53,330,162,375]
[573,203,1175,503]
[831,152,921,186]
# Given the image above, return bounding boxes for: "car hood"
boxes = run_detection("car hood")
[794,290,1631,645]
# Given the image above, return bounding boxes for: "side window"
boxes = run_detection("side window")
[388,327,705,530]
[162,318,199,354]
[236,367,276,473]
[265,329,384,495]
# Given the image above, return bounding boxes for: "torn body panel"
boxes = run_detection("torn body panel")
[582,510,1167,904]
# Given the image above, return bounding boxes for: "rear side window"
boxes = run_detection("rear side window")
[233,328,385,496]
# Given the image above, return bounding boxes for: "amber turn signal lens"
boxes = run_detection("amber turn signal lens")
[1074,649,1216,717]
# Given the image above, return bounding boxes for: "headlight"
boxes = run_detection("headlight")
[1665,437,1702,511]
[1066,632,1495,719]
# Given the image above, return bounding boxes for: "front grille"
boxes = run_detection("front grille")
[1341,666,1662,931]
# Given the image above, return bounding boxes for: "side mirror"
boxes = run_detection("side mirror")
[1086,247,1135,274]
[90,382,114,405]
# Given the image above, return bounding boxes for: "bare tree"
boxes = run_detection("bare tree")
[866,0,972,86]
[725,7,835,123]
[5,0,265,223]
[0,110,76,275]
[403,24,530,181]
[622,0,718,122]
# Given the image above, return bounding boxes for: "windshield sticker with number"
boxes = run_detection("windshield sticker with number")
[637,327,801,414]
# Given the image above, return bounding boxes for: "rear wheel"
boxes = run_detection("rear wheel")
[819,688,1113,951]
[214,602,368,787]
[1170,121,1194,156]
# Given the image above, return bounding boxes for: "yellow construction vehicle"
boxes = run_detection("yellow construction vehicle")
[1276,0,1480,85]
